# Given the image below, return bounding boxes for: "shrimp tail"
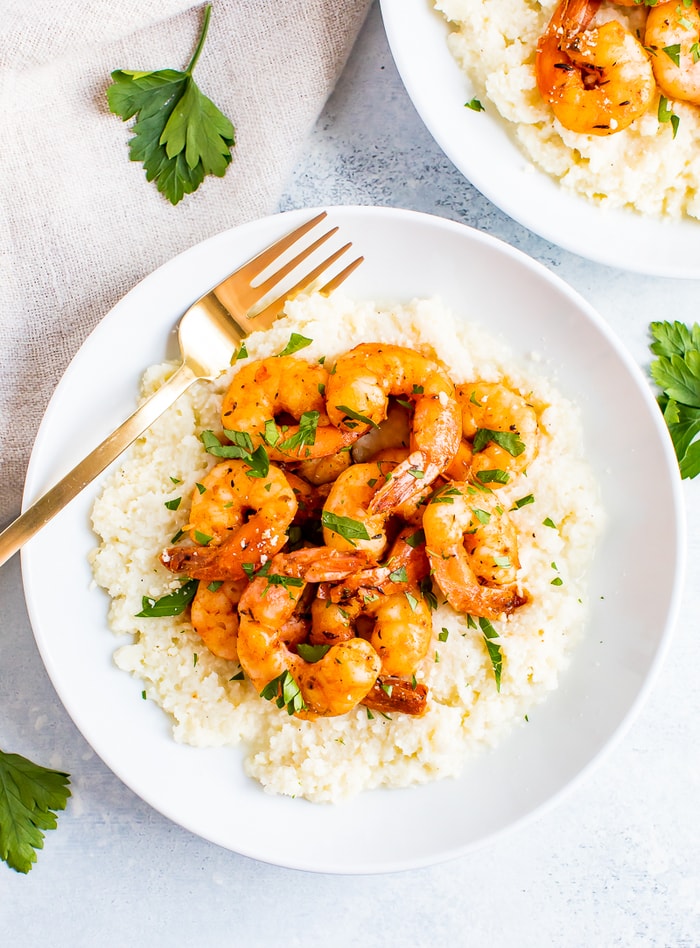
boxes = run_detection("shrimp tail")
[160,542,236,581]
[457,583,529,622]
[161,525,279,582]
[363,677,429,716]
[272,546,373,582]
[367,451,436,514]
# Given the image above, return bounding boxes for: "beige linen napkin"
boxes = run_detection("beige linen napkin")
[0,0,371,522]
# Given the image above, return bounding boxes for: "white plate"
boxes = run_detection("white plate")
[21,206,684,873]
[380,0,700,278]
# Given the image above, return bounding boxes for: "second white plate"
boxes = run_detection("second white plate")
[380,0,700,277]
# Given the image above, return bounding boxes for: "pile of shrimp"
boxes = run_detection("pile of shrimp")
[160,343,539,721]
[536,0,700,136]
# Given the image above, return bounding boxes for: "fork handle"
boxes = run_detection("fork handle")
[0,362,198,567]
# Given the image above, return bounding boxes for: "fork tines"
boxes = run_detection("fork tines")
[244,212,363,322]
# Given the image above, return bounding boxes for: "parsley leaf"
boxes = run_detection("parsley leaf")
[296,643,331,663]
[476,469,510,485]
[657,95,680,138]
[278,410,320,453]
[663,43,682,67]
[260,671,306,715]
[136,579,199,617]
[478,616,503,692]
[473,428,525,457]
[511,494,535,510]
[200,429,270,479]
[106,5,235,205]
[404,528,426,548]
[321,511,371,545]
[335,405,379,429]
[649,320,700,478]
[278,333,313,357]
[0,750,71,873]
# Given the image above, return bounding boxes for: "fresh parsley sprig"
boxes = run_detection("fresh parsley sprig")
[106,4,235,205]
[649,320,700,479]
[0,749,71,873]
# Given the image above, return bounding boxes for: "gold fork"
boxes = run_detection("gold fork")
[0,212,362,567]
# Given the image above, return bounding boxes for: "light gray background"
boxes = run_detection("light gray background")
[3,4,699,944]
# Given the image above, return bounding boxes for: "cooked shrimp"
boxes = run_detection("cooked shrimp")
[293,639,384,719]
[441,440,473,483]
[291,451,352,486]
[536,0,655,135]
[221,356,358,462]
[452,382,539,487]
[646,0,700,104]
[367,591,433,678]
[310,588,433,678]
[161,460,297,581]
[422,482,528,620]
[323,524,430,602]
[190,579,246,660]
[321,460,396,560]
[236,548,381,718]
[325,344,461,513]
[368,448,435,525]
[270,545,373,582]
[363,677,428,716]
[284,470,330,525]
[351,400,411,463]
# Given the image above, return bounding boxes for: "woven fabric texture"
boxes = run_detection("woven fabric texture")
[0,0,370,519]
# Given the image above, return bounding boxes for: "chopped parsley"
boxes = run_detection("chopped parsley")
[260,670,305,715]
[278,332,312,356]
[321,511,371,545]
[658,95,680,138]
[479,616,503,692]
[335,405,379,429]
[429,485,461,505]
[662,43,681,67]
[296,643,331,663]
[404,528,426,548]
[405,591,419,612]
[136,579,199,617]
[473,428,525,457]
[472,507,491,525]
[200,428,269,478]
[476,469,510,485]
[278,410,320,453]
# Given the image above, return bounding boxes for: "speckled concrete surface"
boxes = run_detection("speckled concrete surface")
[3,4,699,944]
